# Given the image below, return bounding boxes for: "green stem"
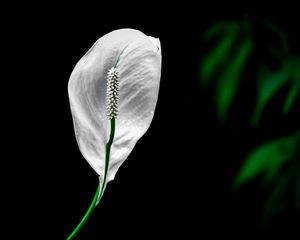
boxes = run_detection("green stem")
[67,185,100,240]
[66,118,116,239]
[101,117,115,198]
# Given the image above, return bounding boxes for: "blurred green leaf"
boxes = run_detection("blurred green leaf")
[291,59,300,80]
[261,175,289,227]
[261,139,300,225]
[200,19,298,126]
[283,59,300,114]
[202,22,233,41]
[263,19,290,55]
[215,36,252,122]
[200,24,238,85]
[234,133,299,188]
[290,140,300,210]
[251,21,295,123]
[252,62,291,126]
[283,82,300,114]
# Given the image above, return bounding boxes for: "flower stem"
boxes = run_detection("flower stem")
[101,118,115,198]
[67,185,100,240]
[66,118,116,239]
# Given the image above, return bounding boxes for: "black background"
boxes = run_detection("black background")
[4,5,300,239]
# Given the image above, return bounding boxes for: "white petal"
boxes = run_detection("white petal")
[68,29,161,184]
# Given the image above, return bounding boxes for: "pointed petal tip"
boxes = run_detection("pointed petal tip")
[109,28,161,53]
[147,36,161,52]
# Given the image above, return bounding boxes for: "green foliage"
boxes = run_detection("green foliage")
[252,58,300,125]
[201,23,238,86]
[200,19,252,122]
[202,21,234,41]
[200,18,300,124]
[200,18,300,227]
[261,175,289,226]
[234,133,299,188]
[215,36,252,122]
[252,62,291,126]
[283,59,300,114]
[234,132,300,225]
[263,19,290,58]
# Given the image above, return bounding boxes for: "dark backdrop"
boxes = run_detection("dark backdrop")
[4,5,300,239]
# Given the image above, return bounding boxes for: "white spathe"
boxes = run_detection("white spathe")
[68,29,161,187]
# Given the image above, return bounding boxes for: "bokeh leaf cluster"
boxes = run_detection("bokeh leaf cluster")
[200,18,300,226]
[235,132,300,225]
[200,18,300,125]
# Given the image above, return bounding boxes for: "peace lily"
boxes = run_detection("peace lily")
[67,29,161,239]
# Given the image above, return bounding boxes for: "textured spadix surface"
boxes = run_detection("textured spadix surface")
[68,29,161,186]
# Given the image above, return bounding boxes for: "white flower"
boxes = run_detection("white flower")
[68,29,161,191]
